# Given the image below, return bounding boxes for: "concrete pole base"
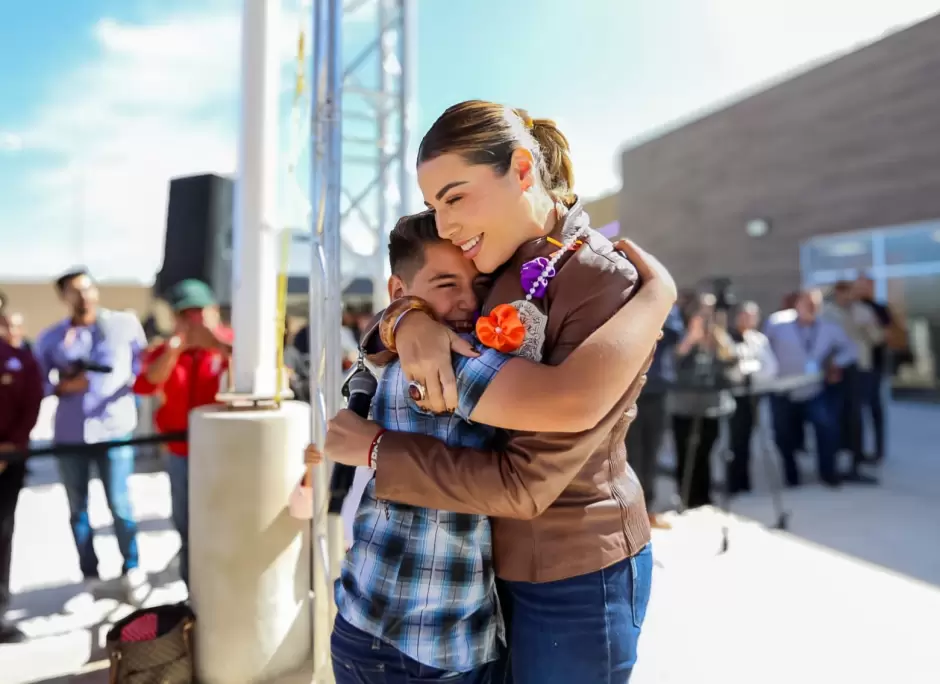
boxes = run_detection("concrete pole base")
[189,400,312,684]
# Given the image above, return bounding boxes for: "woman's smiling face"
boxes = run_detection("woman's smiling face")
[418,151,536,274]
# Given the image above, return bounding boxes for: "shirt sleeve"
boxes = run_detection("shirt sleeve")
[10,350,44,449]
[33,329,57,397]
[128,315,148,377]
[753,332,779,382]
[829,322,859,367]
[452,346,512,422]
[133,345,166,395]
[374,246,643,520]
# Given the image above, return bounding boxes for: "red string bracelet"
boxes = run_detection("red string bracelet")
[368,428,387,468]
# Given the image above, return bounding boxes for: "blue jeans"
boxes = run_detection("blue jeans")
[56,434,139,577]
[505,545,653,684]
[166,455,189,586]
[858,369,886,459]
[770,392,840,485]
[331,615,498,684]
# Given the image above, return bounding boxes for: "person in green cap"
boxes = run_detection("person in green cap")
[133,279,232,590]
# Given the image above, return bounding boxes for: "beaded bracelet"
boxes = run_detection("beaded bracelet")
[378,296,437,352]
[368,429,387,469]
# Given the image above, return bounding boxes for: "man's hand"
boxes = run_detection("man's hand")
[186,321,220,350]
[324,409,384,467]
[686,315,707,344]
[0,443,15,475]
[56,373,89,396]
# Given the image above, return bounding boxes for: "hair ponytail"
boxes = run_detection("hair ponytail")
[529,117,576,206]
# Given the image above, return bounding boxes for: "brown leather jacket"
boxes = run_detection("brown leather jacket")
[374,202,652,583]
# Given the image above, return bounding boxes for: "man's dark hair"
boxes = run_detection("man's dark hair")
[0,289,7,314]
[55,267,91,294]
[387,210,443,282]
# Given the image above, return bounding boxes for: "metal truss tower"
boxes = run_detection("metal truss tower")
[341,0,418,308]
[306,1,417,680]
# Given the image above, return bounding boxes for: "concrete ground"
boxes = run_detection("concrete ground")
[1,399,938,683]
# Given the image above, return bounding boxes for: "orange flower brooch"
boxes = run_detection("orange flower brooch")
[475,227,588,357]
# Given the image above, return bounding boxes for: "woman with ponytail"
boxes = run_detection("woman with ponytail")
[326,100,668,683]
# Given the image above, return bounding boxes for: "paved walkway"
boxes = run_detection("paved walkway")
[1,400,939,683]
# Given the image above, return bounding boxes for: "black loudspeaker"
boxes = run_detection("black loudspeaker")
[155,174,234,306]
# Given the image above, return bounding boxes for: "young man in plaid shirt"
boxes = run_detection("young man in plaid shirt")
[327,212,510,683]
[316,211,670,683]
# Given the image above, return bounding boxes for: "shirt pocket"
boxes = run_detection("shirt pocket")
[353,489,415,546]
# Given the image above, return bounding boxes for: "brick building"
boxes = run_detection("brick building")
[617,15,940,390]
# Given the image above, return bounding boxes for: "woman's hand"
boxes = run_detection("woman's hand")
[324,409,384,467]
[394,311,478,413]
[612,238,677,305]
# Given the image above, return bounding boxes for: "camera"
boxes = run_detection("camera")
[711,277,736,313]
[61,359,114,380]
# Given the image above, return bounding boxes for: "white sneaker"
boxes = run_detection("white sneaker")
[122,568,152,607]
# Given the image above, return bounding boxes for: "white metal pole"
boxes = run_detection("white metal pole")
[309,0,344,679]
[323,0,346,600]
[308,1,330,678]
[374,0,391,309]
[398,0,417,219]
[189,2,313,681]
[231,0,281,398]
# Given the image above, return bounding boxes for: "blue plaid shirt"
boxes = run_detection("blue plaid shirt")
[335,340,510,672]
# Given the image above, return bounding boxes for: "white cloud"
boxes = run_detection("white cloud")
[3,0,327,282]
[0,132,22,152]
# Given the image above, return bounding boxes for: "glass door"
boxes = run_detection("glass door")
[885,273,940,390]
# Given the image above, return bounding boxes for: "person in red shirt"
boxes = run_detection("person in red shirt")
[134,280,231,589]
[0,313,43,642]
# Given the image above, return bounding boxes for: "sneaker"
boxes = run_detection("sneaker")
[122,568,152,607]
[0,621,26,644]
[78,575,105,600]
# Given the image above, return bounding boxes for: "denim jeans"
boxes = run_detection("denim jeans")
[331,614,499,684]
[56,434,139,577]
[858,369,886,459]
[827,365,864,469]
[770,392,840,485]
[166,454,189,586]
[505,545,653,684]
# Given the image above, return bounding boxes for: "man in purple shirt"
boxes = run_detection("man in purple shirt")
[34,268,151,606]
[0,313,44,642]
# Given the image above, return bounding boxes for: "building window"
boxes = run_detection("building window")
[803,234,874,274]
[801,220,940,395]
[884,223,940,266]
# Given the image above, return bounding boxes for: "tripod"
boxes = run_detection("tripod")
[676,378,791,555]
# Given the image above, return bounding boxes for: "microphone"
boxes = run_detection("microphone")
[328,364,378,514]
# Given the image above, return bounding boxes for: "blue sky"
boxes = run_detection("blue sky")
[1,0,938,283]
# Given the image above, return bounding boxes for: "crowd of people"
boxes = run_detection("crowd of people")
[630,275,898,528]
[0,273,233,643]
[0,99,903,684]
